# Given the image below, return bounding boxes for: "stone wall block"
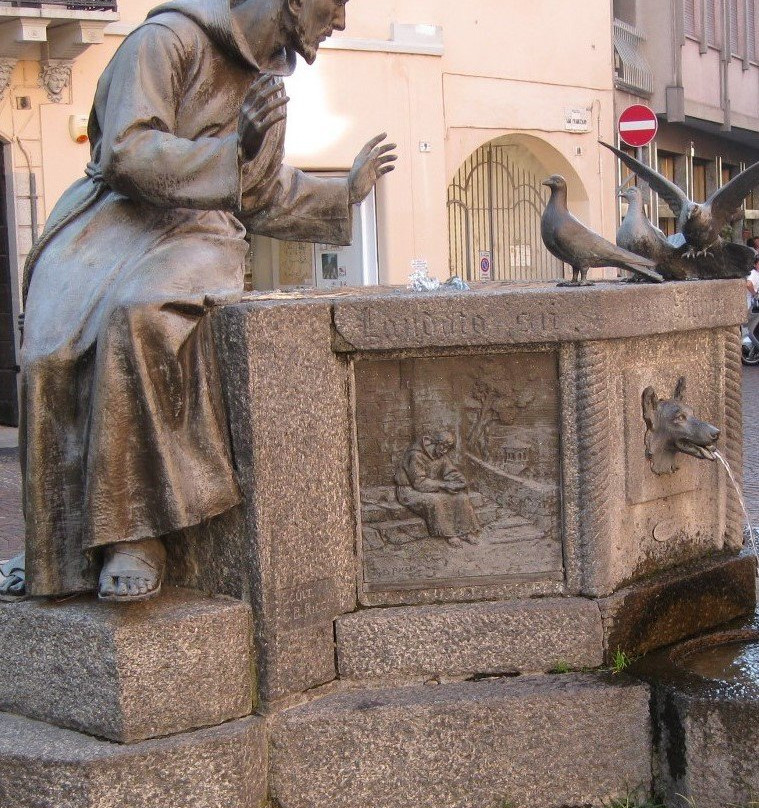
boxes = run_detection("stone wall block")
[270,674,652,808]
[0,713,267,808]
[336,598,603,679]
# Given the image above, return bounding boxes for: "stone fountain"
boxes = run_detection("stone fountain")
[0,278,753,807]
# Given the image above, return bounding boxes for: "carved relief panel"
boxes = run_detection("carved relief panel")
[354,351,564,605]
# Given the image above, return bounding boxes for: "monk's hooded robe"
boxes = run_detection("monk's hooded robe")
[20,0,353,596]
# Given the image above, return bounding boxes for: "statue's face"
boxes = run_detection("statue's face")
[289,0,348,64]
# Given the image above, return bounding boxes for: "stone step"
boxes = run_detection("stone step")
[269,674,652,808]
[0,711,266,808]
[0,587,254,743]
[336,598,603,680]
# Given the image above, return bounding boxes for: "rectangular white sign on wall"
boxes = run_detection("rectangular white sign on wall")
[564,107,591,132]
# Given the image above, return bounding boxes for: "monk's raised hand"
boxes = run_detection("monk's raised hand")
[238,74,288,161]
[348,133,398,205]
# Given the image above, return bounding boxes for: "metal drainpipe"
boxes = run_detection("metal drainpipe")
[673,0,685,87]
[722,0,732,130]
[15,139,38,342]
[16,139,38,246]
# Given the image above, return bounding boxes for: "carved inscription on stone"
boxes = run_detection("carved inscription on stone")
[275,579,339,630]
[354,353,563,594]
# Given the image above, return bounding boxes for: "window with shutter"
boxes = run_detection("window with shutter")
[729,0,740,55]
[684,0,697,35]
[706,0,721,46]
[748,0,757,60]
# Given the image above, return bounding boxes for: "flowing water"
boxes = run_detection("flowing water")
[713,449,759,571]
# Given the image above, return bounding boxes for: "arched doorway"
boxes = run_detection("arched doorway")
[447,136,582,283]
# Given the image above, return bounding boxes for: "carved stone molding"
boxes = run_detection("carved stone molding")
[39,60,72,103]
[0,59,16,102]
[722,327,744,551]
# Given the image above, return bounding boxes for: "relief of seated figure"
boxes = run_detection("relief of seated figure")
[394,432,481,548]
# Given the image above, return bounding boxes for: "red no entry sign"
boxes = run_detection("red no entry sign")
[618,104,658,148]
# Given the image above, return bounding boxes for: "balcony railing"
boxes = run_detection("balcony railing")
[2,1,117,10]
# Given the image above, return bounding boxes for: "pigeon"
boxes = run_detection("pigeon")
[600,140,759,257]
[541,175,663,286]
[617,185,755,280]
[617,187,689,280]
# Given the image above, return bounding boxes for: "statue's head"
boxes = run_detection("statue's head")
[230,0,347,68]
[285,0,347,64]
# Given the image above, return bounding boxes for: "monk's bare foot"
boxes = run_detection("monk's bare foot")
[462,533,480,546]
[0,553,26,600]
[98,538,166,602]
[446,536,464,548]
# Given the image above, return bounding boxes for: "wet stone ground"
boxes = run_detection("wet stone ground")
[0,366,758,561]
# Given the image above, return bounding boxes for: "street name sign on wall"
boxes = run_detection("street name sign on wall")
[618,104,658,148]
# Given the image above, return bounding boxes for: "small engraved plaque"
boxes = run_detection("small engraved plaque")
[354,353,563,594]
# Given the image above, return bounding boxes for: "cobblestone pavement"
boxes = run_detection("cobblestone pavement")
[0,370,758,562]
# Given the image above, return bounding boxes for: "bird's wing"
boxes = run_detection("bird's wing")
[558,213,663,282]
[599,141,688,218]
[707,161,759,225]
[566,217,648,265]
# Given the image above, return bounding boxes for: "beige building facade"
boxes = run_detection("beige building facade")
[0,0,623,423]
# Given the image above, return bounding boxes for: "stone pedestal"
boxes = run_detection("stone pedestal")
[0,587,254,743]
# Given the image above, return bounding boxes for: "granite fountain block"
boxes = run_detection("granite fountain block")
[0,712,266,808]
[212,299,357,703]
[336,597,604,679]
[269,674,652,808]
[0,588,254,743]
[198,281,750,703]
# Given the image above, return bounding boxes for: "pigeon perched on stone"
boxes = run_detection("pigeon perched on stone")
[617,187,689,280]
[541,175,663,286]
[601,140,759,257]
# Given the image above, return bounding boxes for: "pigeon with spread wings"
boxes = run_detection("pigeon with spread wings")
[601,140,759,257]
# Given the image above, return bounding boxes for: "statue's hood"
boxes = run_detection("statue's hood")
[146,0,296,75]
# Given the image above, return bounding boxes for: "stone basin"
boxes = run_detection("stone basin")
[673,626,759,699]
[633,609,759,808]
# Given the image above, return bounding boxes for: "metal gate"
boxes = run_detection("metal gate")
[447,144,564,282]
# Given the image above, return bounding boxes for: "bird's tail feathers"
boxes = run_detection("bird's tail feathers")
[622,258,664,283]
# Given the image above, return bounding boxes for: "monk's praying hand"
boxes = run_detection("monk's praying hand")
[239,74,289,161]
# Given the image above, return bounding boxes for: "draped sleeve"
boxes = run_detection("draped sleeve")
[239,166,353,245]
[96,22,241,210]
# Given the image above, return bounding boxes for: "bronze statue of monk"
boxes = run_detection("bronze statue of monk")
[0,0,396,603]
